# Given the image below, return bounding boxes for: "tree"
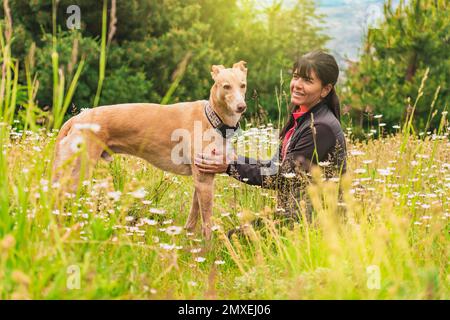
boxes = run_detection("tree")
[343,0,449,132]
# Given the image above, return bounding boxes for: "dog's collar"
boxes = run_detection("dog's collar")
[204,101,240,139]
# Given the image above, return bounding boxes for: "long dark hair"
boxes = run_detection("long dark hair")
[280,50,340,138]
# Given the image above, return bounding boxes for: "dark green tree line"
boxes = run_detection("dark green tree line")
[2,0,329,124]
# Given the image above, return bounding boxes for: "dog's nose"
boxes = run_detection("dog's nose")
[237,103,247,113]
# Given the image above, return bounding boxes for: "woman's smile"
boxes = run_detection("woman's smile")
[290,69,325,108]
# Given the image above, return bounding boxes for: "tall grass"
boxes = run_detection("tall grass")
[92,0,108,108]
[0,112,448,298]
[51,0,86,129]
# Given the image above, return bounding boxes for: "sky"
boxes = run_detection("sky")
[256,0,404,69]
[315,0,388,66]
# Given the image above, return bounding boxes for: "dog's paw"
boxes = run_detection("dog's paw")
[202,225,212,240]
[184,221,197,232]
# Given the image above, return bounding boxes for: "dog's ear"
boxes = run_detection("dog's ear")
[211,65,225,80]
[233,61,247,74]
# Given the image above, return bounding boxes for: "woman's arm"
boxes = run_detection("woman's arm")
[195,123,337,189]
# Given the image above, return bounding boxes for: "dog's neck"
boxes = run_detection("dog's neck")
[209,86,241,127]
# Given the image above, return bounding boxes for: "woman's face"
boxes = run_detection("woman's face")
[290,69,331,108]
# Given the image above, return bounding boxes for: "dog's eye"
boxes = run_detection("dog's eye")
[241,84,246,89]
[223,84,231,90]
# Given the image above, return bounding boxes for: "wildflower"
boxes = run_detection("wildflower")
[221,212,231,217]
[129,188,147,199]
[107,191,122,201]
[282,173,296,179]
[374,114,383,119]
[392,125,401,129]
[149,208,166,215]
[73,123,101,133]
[69,135,85,152]
[211,225,221,231]
[377,168,392,176]
[354,168,367,174]
[195,257,206,263]
[362,160,373,165]
[188,281,198,287]
[421,215,432,220]
[166,226,183,235]
[163,219,173,225]
[141,218,157,226]
[93,181,108,190]
[125,216,134,222]
[318,161,331,167]
[350,150,365,156]
[190,248,202,254]
[159,243,175,251]
[214,260,225,265]
[379,123,386,127]
[51,182,61,189]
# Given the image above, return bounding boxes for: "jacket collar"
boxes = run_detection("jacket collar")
[204,101,240,139]
[294,100,327,127]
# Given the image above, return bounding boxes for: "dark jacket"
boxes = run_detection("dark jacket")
[226,101,347,219]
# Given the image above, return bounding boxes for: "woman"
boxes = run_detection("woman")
[195,50,347,220]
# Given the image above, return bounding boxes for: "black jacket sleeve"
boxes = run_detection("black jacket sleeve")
[226,123,337,189]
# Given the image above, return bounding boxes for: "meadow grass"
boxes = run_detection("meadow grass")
[0,0,448,300]
[0,118,448,299]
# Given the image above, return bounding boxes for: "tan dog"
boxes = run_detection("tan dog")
[52,61,248,239]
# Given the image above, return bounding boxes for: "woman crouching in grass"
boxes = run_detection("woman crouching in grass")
[195,50,347,223]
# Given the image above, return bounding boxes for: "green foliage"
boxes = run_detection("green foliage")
[2,0,328,125]
[343,0,450,131]
[33,32,99,109]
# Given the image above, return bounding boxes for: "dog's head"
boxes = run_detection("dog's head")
[210,61,247,115]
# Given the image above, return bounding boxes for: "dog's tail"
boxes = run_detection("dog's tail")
[51,116,76,180]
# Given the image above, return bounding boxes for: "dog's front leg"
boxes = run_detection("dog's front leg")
[184,189,199,232]
[192,171,215,240]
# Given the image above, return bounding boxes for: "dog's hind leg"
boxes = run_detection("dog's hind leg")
[54,131,105,194]
[185,189,200,232]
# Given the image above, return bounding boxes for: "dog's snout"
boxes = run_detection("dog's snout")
[237,103,247,113]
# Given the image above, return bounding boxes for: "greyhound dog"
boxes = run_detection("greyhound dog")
[52,61,247,239]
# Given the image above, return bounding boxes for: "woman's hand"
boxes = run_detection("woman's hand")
[194,148,236,174]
